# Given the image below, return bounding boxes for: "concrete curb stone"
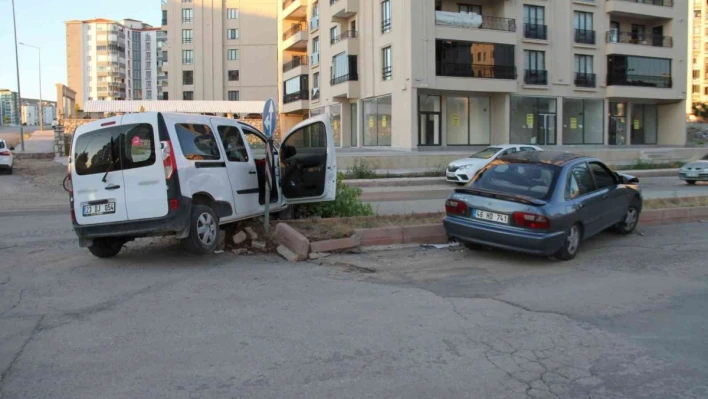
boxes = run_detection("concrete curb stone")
[310,236,361,253]
[274,223,309,260]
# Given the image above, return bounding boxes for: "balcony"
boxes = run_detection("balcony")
[435,11,516,45]
[329,0,358,21]
[606,71,678,99]
[331,30,359,55]
[282,24,308,50]
[607,72,671,88]
[282,0,307,19]
[574,29,596,45]
[284,89,309,104]
[330,55,359,98]
[605,30,674,57]
[283,89,309,113]
[524,23,547,40]
[524,69,548,85]
[574,72,597,88]
[606,0,674,19]
[435,62,516,92]
[283,56,309,80]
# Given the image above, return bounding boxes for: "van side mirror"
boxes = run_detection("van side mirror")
[282,145,297,160]
[9,147,15,151]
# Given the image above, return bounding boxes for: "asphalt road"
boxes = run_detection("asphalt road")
[365,177,708,215]
[1,200,708,398]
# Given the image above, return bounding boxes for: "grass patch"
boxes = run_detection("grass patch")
[610,159,685,171]
[644,196,708,210]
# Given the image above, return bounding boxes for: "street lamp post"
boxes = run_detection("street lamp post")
[11,0,24,151]
[19,42,43,131]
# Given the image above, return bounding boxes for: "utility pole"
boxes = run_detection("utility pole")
[11,0,25,151]
[19,43,43,131]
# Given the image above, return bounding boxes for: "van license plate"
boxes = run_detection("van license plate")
[473,209,509,224]
[83,202,116,216]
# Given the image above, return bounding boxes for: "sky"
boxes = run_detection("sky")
[0,0,160,102]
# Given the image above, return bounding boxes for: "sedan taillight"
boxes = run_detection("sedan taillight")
[513,212,550,229]
[445,199,468,216]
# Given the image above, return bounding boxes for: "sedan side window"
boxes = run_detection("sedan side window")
[589,162,617,189]
[521,146,537,152]
[569,163,595,197]
[566,175,581,199]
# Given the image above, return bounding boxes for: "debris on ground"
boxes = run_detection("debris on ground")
[214,250,224,254]
[251,240,267,250]
[232,248,248,255]
[309,252,331,260]
[232,231,247,245]
[422,242,460,250]
[277,245,300,262]
[245,226,258,240]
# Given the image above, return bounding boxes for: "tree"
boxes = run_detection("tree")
[73,103,82,118]
[692,102,708,121]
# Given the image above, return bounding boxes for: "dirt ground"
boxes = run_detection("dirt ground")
[0,158,68,212]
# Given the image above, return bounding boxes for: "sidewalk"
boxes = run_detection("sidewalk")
[14,130,55,154]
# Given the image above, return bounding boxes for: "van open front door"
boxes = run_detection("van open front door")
[279,114,337,205]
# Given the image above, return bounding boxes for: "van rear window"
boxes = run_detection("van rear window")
[469,163,558,200]
[74,123,155,176]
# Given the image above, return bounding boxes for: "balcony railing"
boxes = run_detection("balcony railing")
[607,72,672,88]
[575,72,596,88]
[436,62,517,79]
[310,52,320,66]
[574,29,596,45]
[383,66,392,80]
[331,73,358,85]
[284,89,309,103]
[283,56,308,72]
[607,0,673,6]
[524,69,548,85]
[524,23,547,40]
[435,11,516,32]
[605,31,673,48]
[283,24,307,40]
[382,19,391,33]
[329,0,339,4]
[331,30,358,44]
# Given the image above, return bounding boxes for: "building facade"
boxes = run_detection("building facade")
[0,89,20,126]
[160,0,279,103]
[278,0,687,149]
[689,0,708,113]
[66,18,161,106]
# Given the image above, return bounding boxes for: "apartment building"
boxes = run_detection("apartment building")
[0,89,20,126]
[278,0,687,150]
[66,18,161,106]
[689,0,708,112]
[160,0,278,102]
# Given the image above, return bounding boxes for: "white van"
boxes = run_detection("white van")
[68,112,336,258]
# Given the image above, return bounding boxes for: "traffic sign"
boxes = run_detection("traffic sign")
[262,97,277,138]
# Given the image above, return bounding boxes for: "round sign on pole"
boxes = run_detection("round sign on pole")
[262,97,277,138]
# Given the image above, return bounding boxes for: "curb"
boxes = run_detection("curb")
[15,152,54,160]
[639,206,708,226]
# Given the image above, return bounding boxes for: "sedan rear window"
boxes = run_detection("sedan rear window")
[469,163,558,200]
[0,141,5,149]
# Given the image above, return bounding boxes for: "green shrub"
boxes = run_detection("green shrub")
[296,173,375,218]
[344,158,377,179]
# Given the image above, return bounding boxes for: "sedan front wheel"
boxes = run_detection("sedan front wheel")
[554,223,582,261]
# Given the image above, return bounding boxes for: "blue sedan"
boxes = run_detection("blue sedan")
[443,152,642,260]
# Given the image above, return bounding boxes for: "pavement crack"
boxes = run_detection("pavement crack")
[0,315,45,399]
[0,289,25,317]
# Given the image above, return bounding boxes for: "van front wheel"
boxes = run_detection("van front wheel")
[88,238,124,258]
[183,205,219,254]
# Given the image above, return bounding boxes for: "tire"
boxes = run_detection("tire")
[182,205,219,254]
[8,168,12,175]
[88,238,124,258]
[464,242,484,250]
[686,180,697,185]
[554,223,582,261]
[615,205,640,235]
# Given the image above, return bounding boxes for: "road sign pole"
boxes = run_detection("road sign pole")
[262,98,277,235]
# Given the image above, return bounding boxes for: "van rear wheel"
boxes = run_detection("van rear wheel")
[88,238,124,258]
[183,205,219,254]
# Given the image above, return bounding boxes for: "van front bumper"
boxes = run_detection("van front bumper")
[73,197,192,243]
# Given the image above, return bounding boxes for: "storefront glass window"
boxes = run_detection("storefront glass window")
[630,104,657,144]
[330,104,341,147]
[562,98,603,144]
[469,97,491,145]
[510,96,557,145]
[363,95,392,146]
[446,97,469,145]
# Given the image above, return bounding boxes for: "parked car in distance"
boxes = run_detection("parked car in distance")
[0,139,15,174]
[443,152,642,260]
[446,145,543,184]
[69,112,336,258]
[679,153,708,185]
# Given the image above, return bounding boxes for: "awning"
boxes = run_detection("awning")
[82,100,266,114]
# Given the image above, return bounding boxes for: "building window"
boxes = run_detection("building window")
[459,4,481,14]
[607,55,671,88]
[312,72,320,99]
[524,50,547,85]
[182,9,193,23]
[563,99,604,144]
[705,87,708,95]
[361,95,392,146]
[183,91,193,100]
[693,85,700,94]
[445,96,491,145]
[227,28,239,40]
[382,46,392,80]
[163,92,169,100]
[693,70,701,79]
[573,12,594,44]
[435,40,515,79]
[146,90,152,99]
[523,5,547,40]
[330,26,339,44]
[630,104,658,144]
[510,96,557,145]
[228,91,239,101]
[417,94,440,146]
[227,49,239,60]
[183,70,194,85]
[574,54,595,87]
[146,71,152,79]
[228,70,239,81]
[182,29,193,44]
[381,0,391,33]
[227,8,239,19]
[162,10,167,25]
[182,50,193,65]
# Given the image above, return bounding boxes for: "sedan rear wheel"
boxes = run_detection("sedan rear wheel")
[554,224,581,261]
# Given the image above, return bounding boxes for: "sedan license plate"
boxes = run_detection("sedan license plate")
[83,202,116,216]
[473,209,509,224]
[687,172,699,178]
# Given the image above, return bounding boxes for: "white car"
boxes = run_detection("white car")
[0,139,14,174]
[678,153,708,185]
[446,144,543,184]
[69,112,337,258]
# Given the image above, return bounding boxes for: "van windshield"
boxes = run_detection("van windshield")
[468,163,558,200]
[74,123,155,176]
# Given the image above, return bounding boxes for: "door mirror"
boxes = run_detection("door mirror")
[616,172,639,184]
[9,147,15,151]
[281,145,297,160]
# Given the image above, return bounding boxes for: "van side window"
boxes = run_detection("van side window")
[174,123,221,161]
[217,126,249,162]
[241,125,267,160]
[123,124,156,169]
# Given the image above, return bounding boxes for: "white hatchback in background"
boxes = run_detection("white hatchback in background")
[446,144,543,184]
[0,139,14,174]
[69,112,336,258]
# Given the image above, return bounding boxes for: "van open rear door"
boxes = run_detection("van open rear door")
[279,114,337,204]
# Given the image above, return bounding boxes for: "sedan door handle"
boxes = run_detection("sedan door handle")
[105,184,121,191]
[248,170,257,175]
